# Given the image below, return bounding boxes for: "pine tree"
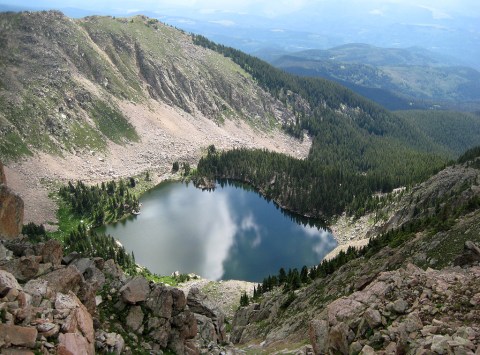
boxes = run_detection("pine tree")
[240,291,249,307]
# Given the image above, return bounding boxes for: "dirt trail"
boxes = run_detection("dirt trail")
[5,100,311,228]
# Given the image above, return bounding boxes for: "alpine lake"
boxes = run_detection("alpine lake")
[97,180,337,282]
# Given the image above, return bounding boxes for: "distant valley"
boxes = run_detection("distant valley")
[268,44,480,111]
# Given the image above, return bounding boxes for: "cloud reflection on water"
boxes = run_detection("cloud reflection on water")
[160,188,237,280]
[298,224,338,258]
[105,182,337,282]
[240,213,262,248]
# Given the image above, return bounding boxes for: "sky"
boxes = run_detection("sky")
[3,0,480,19]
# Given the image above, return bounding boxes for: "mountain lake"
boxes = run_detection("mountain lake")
[98,180,337,282]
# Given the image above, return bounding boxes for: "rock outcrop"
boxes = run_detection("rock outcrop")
[187,287,227,350]
[0,161,24,239]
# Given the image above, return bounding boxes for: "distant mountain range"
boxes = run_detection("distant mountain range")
[267,44,480,111]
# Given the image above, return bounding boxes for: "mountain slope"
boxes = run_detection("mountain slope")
[0,11,454,223]
[0,11,297,161]
[281,44,461,67]
[397,110,480,157]
[192,35,448,170]
[1,11,317,226]
[0,10,448,173]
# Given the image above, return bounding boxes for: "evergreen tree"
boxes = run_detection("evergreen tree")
[240,291,250,307]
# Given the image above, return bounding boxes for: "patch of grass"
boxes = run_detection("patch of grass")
[47,198,83,241]
[65,121,107,152]
[128,171,156,198]
[0,93,63,158]
[425,210,480,268]
[89,100,139,144]
[0,131,32,160]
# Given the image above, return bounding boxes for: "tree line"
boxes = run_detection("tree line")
[195,146,443,219]
[59,179,140,227]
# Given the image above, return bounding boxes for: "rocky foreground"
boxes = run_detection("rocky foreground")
[230,246,480,354]
[309,263,480,354]
[0,236,234,354]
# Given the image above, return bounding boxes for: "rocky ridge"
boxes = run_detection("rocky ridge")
[309,263,480,354]
[0,10,313,228]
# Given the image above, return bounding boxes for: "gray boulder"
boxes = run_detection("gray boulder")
[120,276,150,304]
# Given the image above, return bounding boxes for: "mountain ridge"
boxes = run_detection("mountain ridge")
[0,10,313,225]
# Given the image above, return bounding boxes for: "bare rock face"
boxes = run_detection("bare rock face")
[58,332,93,355]
[125,305,144,333]
[56,292,95,353]
[40,265,84,295]
[309,263,480,355]
[0,185,24,240]
[141,282,198,353]
[0,324,38,348]
[39,239,64,266]
[0,161,23,239]
[309,319,329,354]
[95,331,125,354]
[187,287,227,346]
[0,255,41,282]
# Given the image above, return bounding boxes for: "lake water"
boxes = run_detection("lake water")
[98,180,337,282]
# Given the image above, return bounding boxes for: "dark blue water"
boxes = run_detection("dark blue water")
[98,180,337,282]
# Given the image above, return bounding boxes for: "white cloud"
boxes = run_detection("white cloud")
[199,194,237,280]
[418,5,452,19]
[209,19,236,27]
[174,18,196,25]
[369,9,384,16]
